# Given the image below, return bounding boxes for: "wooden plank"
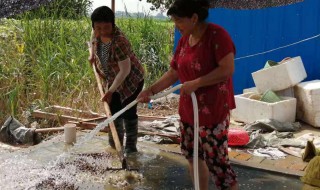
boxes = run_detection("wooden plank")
[80,116,108,123]
[34,126,80,133]
[230,157,305,177]
[32,109,106,125]
[248,155,265,164]
[234,152,253,161]
[69,121,97,129]
[51,105,102,116]
[31,110,80,122]
[138,115,167,121]
[35,127,65,133]
[260,158,277,167]
[228,151,241,158]
[32,107,168,127]
[289,162,308,171]
[273,158,293,169]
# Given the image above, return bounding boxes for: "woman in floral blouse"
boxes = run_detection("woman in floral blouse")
[138,0,238,189]
[89,6,144,154]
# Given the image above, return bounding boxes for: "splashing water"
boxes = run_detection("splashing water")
[76,85,184,148]
[75,100,139,148]
[0,99,142,189]
[0,136,143,189]
[0,86,185,189]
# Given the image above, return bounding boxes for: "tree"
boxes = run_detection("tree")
[140,0,174,11]
[16,0,92,19]
[140,0,304,11]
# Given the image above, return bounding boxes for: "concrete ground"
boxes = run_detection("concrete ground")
[149,120,320,178]
[0,117,318,186]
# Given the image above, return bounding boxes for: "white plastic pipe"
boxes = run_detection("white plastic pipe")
[150,84,200,190]
[191,92,200,190]
[64,123,77,144]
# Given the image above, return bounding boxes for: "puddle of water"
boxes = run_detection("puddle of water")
[128,145,303,190]
[0,133,303,190]
[236,165,303,190]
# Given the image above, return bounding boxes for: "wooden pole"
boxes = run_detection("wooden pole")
[111,0,115,12]
[87,41,126,169]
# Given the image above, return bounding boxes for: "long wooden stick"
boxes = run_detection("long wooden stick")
[34,126,84,133]
[34,127,65,133]
[88,41,126,168]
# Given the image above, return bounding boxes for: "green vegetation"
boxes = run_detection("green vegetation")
[0,16,174,123]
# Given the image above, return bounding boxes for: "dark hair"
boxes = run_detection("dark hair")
[167,0,209,22]
[91,6,115,28]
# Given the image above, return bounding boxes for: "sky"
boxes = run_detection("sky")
[91,0,161,15]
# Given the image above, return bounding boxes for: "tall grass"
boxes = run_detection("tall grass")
[0,15,174,123]
[0,19,27,122]
[117,16,173,85]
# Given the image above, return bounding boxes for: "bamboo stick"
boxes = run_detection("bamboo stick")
[88,41,126,169]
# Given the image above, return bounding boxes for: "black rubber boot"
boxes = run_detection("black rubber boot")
[124,118,138,154]
[108,118,124,149]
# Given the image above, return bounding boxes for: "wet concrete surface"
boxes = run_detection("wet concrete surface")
[0,132,303,190]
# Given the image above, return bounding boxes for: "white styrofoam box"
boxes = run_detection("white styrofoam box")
[231,92,297,123]
[295,80,320,106]
[243,87,295,97]
[295,80,320,96]
[294,80,320,127]
[295,91,320,110]
[297,108,320,127]
[252,56,307,93]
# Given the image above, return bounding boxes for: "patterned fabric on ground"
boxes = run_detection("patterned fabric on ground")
[249,147,287,159]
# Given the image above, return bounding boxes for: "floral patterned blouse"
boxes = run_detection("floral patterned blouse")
[95,26,144,103]
[171,23,236,126]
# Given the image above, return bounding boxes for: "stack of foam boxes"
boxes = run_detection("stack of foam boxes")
[295,80,320,127]
[231,56,307,123]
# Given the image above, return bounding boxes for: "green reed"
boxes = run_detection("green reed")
[0,16,173,122]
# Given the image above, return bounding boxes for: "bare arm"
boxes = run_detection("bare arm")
[137,68,178,103]
[148,67,179,94]
[108,58,131,92]
[181,52,235,95]
[101,58,131,103]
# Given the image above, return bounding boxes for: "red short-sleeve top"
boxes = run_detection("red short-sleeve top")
[171,23,236,126]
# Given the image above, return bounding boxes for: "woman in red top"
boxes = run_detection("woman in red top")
[138,0,238,189]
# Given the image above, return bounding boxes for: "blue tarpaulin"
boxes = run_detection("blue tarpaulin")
[173,0,319,94]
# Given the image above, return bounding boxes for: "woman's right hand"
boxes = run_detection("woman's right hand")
[137,88,153,103]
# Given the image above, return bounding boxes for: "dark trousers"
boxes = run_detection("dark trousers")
[109,80,144,120]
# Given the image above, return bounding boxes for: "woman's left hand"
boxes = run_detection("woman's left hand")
[180,80,198,96]
[101,91,113,104]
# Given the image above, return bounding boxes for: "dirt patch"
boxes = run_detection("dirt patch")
[137,94,179,117]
